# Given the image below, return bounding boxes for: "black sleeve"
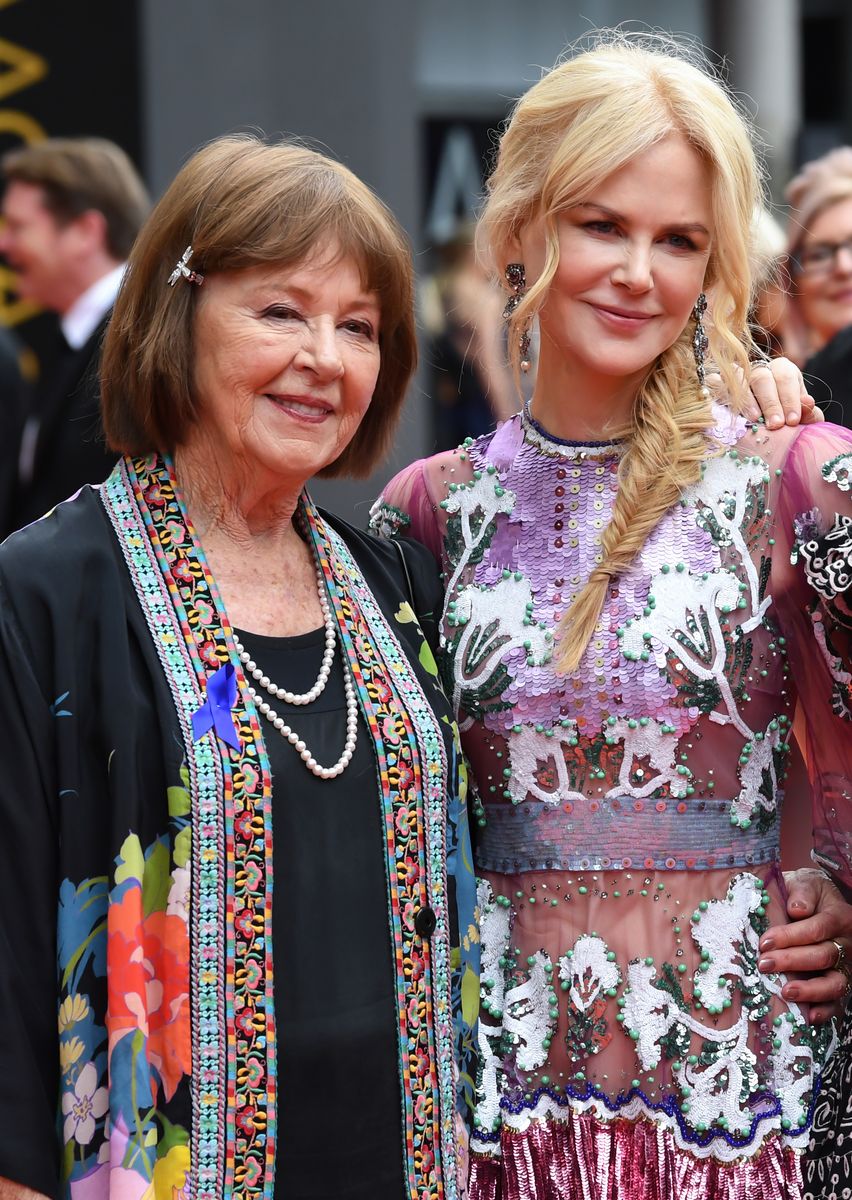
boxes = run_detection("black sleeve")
[804,328,852,429]
[390,535,445,662]
[0,569,61,1193]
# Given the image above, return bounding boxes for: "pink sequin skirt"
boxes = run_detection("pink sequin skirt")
[468,1112,802,1200]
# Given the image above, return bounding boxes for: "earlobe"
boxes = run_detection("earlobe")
[506,233,524,264]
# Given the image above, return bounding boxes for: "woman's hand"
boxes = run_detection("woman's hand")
[744,357,824,429]
[759,867,852,1023]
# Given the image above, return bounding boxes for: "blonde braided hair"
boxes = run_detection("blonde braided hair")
[477,32,763,673]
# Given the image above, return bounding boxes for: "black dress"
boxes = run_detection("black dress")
[237,627,404,1198]
[804,327,852,428]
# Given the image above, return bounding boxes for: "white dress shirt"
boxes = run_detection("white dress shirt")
[60,262,125,350]
[18,264,126,482]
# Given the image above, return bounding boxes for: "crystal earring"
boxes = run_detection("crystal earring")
[503,262,532,372]
[692,292,710,399]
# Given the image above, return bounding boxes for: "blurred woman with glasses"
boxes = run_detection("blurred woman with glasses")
[783,147,852,426]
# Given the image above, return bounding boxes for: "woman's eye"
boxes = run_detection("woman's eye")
[586,220,617,235]
[262,304,299,320]
[665,233,698,251]
[342,319,376,338]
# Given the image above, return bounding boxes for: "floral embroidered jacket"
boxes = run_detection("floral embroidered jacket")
[0,456,477,1200]
[372,410,852,1199]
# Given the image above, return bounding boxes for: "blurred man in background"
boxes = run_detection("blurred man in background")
[0,137,149,533]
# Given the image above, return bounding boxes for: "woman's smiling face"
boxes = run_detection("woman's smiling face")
[188,241,381,490]
[520,134,714,406]
[794,195,852,350]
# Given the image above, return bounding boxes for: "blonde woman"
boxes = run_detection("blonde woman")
[372,34,852,1199]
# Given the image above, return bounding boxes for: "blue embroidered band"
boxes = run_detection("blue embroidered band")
[476,795,780,873]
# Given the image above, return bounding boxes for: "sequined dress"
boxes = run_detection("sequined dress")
[372,407,852,1199]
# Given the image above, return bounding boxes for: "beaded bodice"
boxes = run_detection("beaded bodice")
[433,408,807,855]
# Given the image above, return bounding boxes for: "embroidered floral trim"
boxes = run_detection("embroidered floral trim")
[621,874,825,1139]
[471,873,830,1163]
[792,512,852,600]
[822,451,852,492]
[304,505,460,1199]
[560,935,621,1060]
[367,499,412,540]
[104,456,277,1200]
[470,1078,819,1162]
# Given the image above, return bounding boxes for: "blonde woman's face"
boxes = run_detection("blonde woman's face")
[519,134,714,411]
[795,196,852,350]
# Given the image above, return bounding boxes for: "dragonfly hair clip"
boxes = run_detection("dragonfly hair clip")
[168,245,204,287]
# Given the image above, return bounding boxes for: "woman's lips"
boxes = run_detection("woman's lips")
[265,395,333,422]
[588,302,657,330]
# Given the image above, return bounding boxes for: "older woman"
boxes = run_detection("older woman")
[0,137,476,1200]
[373,35,852,1199]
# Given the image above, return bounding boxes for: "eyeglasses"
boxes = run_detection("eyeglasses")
[795,236,852,275]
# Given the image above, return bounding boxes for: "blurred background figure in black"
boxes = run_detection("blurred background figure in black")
[420,226,519,451]
[0,324,26,536]
[0,138,149,535]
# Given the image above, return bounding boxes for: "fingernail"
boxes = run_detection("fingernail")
[785,985,800,999]
[789,900,808,912]
[760,936,776,951]
[758,956,775,972]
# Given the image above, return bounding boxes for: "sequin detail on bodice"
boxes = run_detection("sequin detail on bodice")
[443,410,793,851]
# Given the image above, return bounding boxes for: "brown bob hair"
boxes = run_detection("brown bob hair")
[101,135,417,478]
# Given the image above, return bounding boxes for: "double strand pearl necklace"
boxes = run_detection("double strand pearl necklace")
[232,564,359,780]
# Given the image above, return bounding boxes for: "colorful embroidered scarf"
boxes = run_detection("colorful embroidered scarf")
[87,454,472,1199]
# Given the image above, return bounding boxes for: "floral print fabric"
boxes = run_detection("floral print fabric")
[0,457,475,1200]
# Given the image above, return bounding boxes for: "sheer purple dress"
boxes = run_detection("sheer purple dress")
[372,405,852,1199]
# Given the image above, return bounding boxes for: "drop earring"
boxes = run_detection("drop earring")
[692,292,710,399]
[503,262,532,372]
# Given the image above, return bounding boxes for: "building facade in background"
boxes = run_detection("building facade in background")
[1,0,850,510]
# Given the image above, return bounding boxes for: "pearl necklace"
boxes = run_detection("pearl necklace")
[232,567,359,780]
[235,565,335,705]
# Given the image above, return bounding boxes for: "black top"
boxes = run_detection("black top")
[0,326,26,536]
[236,626,405,1200]
[804,327,852,429]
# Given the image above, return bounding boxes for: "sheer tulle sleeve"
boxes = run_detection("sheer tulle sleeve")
[774,423,852,889]
[369,457,446,561]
